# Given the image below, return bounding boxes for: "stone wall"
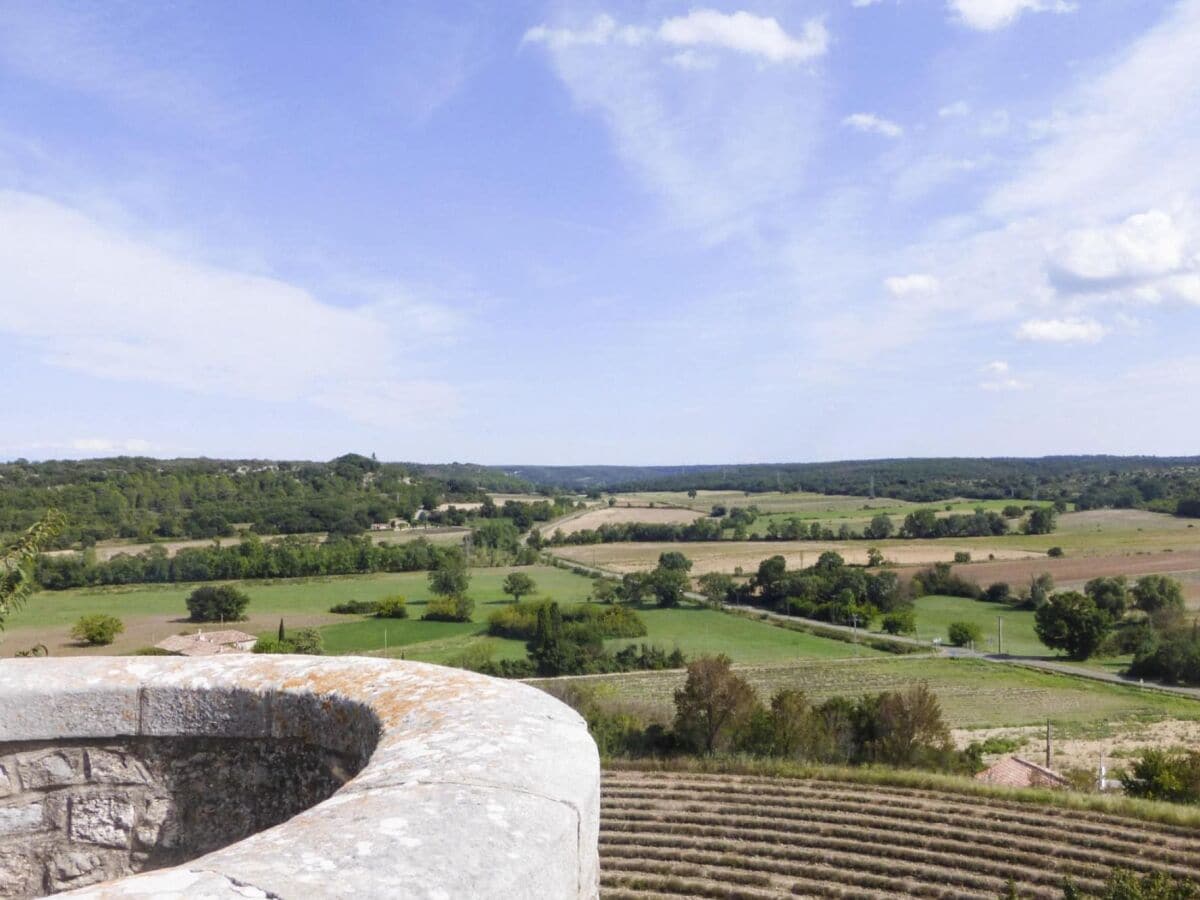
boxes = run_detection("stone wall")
[0,737,357,897]
[0,656,601,899]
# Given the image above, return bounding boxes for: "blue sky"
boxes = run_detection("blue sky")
[2,0,1198,464]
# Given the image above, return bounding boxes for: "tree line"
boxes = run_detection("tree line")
[34,535,463,589]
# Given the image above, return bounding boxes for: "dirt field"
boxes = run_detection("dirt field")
[547,506,707,537]
[951,549,1200,605]
[954,718,1200,775]
[552,541,1044,575]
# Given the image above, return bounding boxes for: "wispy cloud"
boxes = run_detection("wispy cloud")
[524,10,827,65]
[0,191,462,427]
[1016,317,1107,343]
[843,112,903,138]
[979,360,1030,391]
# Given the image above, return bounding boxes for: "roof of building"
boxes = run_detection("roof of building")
[975,755,1069,789]
[156,630,258,657]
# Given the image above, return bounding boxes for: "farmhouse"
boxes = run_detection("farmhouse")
[975,755,1069,789]
[155,629,258,657]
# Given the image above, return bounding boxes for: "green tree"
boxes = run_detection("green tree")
[0,509,65,629]
[1085,576,1128,619]
[1034,591,1111,660]
[657,551,693,572]
[186,585,250,622]
[289,627,324,654]
[375,595,408,618]
[673,655,758,754]
[947,621,983,648]
[590,578,617,604]
[1023,506,1057,535]
[502,572,537,603]
[423,595,474,622]
[651,566,691,608]
[695,572,735,608]
[881,607,917,635]
[429,557,471,600]
[864,514,894,540]
[1132,575,1185,615]
[71,614,124,646]
[1121,749,1200,803]
[619,572,650,605]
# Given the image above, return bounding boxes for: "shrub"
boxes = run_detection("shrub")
[953,551,971,564]
[1002,505,1024,518]
[329,599,380,615]
[881,608,916,635]
[70,614,124,646]
[947,621,983,647]
[186,585,250,622]
[132,646,175,656]
[1048,546,1064,558]
[1122,749,1200,803]
[374,595,408,618]
[423,595,474,622]
[289,627,324,654]
[912,563,981,600]
[983,582,1012,604]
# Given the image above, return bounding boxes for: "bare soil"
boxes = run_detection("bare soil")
[547,507,707,537]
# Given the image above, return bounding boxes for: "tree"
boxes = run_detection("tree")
[186,585,250,622]
[429,557,471,600]
[528,602,573,676]
[866,547,886,568]
[870,684,952,767]
[947,621,983,648]
[696,572,735,608]
[277,618,286,642]
[651,566,690,608]
[1132,575,1185,615]
[864,514,894,541]
[984,582,1012,604]
[289,627,324,654]
[1085,576,1128,619]
[881,608,916,635]
[1,509,65,629]
[657,551,693,572]
[1034,591,1111,660]
[71,614,124,646]
[673,655,758,754]
[687,489,698,499]
[1023,506,1057,535]
[619,572,650,605]
[502,572,536,603]
[1121,749,1200,803]
[1027,572,1055,608]
[591,578,617,604]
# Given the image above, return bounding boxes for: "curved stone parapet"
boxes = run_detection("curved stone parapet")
[0,656,600,899]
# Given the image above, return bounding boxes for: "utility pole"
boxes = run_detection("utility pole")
[997,616,1004,656]
[1045,719,1052,769]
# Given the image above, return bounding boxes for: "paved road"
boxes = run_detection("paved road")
[544,550,1200,702]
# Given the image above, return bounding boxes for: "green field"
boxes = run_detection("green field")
[4,567,876,667]
[540,656,1200,732]
[901,594,1043,656]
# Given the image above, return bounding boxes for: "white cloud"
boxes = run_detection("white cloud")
[524,10,826,65]
[979,360,1029,391]
[658,10,827,64]
[1016,317,1107,343]
[843,113,903,138]
[938,101,971,118]
[885,274,940,296]
[70,438,155,454]
[947,0,1077,31]
[524,11,827,239]
[0,191,460,427]
[1049,210,1191,287]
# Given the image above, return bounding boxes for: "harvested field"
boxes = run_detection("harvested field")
[949,549,1200,606]
[552,541,1043,575]
[548,506,707,537]
[599,769,1200,898]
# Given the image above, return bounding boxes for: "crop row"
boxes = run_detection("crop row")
[599,771,1200,899]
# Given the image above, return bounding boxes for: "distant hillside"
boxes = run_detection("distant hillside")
[498,456,1200,510]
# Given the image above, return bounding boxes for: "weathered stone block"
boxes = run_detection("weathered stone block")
[0,760,16,798]
[69,796,135,848]
[133,796,177,849]
[84,749,150,786]
[0,801,44,836]
[48,849,112,892]
[16,749,85,791]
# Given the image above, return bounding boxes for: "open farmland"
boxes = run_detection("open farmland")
[547,505,707,537]
[541,656,1200,732]
[552,540,1043,575]
[903,595,1043,655]
[600,769,1200,898]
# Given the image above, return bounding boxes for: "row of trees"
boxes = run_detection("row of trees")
[35,535,464,589]
[560,655,971,771]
